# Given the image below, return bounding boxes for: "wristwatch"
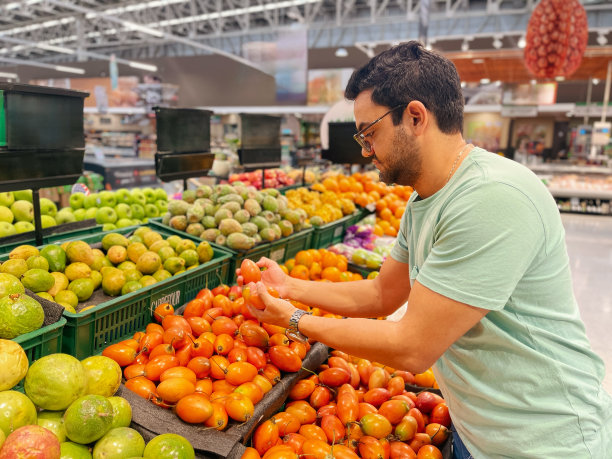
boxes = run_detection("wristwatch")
[286,309,312,344]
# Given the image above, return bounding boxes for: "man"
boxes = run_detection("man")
[241,42,612,458]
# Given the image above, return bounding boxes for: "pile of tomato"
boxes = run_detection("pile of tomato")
[101,277,310,431]
[244,351,450,459]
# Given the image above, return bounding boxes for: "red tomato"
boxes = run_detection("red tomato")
[363,387,391,407]
[196,288,214,303]
[390,441,416,459]
[429,403,451,428]
[408,408,426,433]
[153,302,174,322]
[319,367,351,387]
[144,355,179,381]
[239,322,270,348]
[125,376,157,400]
[254,419,280,456]
[317,403,337,417]
[102,343,137,367]
[416,392,444,414]
[320,414,346,443]
[246,346,268,369]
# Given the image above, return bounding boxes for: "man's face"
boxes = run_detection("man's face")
[354,91,422,186]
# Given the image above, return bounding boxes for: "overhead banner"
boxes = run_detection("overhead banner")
[275,28,308,104]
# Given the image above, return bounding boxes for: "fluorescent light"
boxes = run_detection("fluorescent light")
[472,58,485,64]
[530,79,537,85]
[54,65,85,74]
[518,36,526,49]
[492,37,503,49]
[597,33,607,46]
[335,48,348,58]
[0,72,18,79]
[128,61,158,72]
[460,82,466,88]
[495,80,502,87]
[480,78,490,85]
[555,76,565,82]
[36,43,75,54]
[593,78,600,85]
[123,21,165,38]
[461,40,469,52]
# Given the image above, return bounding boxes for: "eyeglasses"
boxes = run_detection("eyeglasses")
[353,104,405,153]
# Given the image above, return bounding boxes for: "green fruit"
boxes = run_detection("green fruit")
[196,241,214,263]
[21,269,54,292]
[102,269,126,296]
[69,278,95,302]
[64,395,113,444]
[91,254,112,272]
[139,276,156,287]
[102,233,130,251]
[108,397,132,429]
[163,257,186,275]
[179,249,199,267]
[65,262,92,281]
[0,293,44,339]
[66,241,95,266]
[9,245,39,260]
[142,433,194,459]
[0,391,37,437]
[81,356,122,397]
[37,410,67,442]
[0,259,28,278]
[152,270,172,282]
[25,354,88,411]
[166,235,181,250]
[200,228,220,242]
[117,261,136,272]
[135,251,161,275]
[93,427,145,459]
[36,292,54,302]
[60,442,92,459]
[55,290,79,308]
[157,246,176,263]
[39,244,67,272]
[309,215,324,227]
[174,239,196,254]
[121,281,142,295]
[226,233,255,251]
[90,270,102,289]
[41,215,57,228]
[219,218,242,236]
[123,269,143,283]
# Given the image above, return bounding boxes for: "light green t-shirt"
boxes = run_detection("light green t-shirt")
[391,148,612,458]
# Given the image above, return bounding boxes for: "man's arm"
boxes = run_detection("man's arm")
[253,279,488,374]
[282,256,411,318]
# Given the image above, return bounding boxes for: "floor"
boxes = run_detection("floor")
[562,213,612,394]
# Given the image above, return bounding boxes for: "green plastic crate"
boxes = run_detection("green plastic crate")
[310,211,360,249]
[57,224,232,359]
[14,318,66,364]
[347,262,377,279]
[149,220,313,285]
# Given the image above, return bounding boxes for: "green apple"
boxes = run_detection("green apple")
[115,203,132,220]
[85,207,98,219]
[102,223,117,231]
[56,209,77,224]
[14,221,34,233]
[130,204,146,220]
[131,219,142,226]
[116,218,133,228]
[39,198,57,217]
[0,192,14,207]
[99,190,117,208]
[10,200,33,222]
[83,193,99,209]
[41,215,57,228]
[14,190,32,202]
[73,208,87,221]
[0,222,16,237]
[69,193,86,209]
[130,189,146,206]
[115,188,132,205]
[142,187,157,204]
[144,204,159,218]
[0,206,13,223]
[96,207,118,224]
[155,200,168,214]
[154,188,167,201]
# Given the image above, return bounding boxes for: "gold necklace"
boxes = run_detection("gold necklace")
[446,143,472,183]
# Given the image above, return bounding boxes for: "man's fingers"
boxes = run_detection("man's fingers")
[236,274,244,287]
[256,257,274,269]
[246,304,263,321]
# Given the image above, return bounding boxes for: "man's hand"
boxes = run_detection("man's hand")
[236,257,292,298]
[246,281,296,328]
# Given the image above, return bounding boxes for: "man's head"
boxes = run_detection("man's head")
[345,41,464,134]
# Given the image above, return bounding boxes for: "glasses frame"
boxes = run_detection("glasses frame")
[353,104,405,153]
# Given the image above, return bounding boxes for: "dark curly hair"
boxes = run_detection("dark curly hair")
[345,41,464,134]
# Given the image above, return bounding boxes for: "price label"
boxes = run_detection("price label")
[269,248,286,262]
[333,226,343,238]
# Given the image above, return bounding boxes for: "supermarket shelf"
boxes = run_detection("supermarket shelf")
[85,146,137,157]
[83,107,147,115]
[547,187,612,200]
[529,164,612,175]
[198,105,331,115]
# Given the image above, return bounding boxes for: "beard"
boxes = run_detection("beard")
[376,126,421,186]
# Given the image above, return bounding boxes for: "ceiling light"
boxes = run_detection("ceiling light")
[461,40,469,52]
[597,33,608,46]
[123,21,165,38]
[460,81,466,88]
[518,36,526,49]
[592,78,600,85]
[555,76,565,82]
[0,72,18,79]
[480,78,491,85]
[128,61,158,72]
[335,48,348,58]
[36,43,75,54]
[530,79,537,85]
[495,80,502,87]
[492,37,503,49]
[472,59,485,64]
[54,65,85,74]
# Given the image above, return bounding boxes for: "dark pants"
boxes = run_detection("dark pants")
[452,430,473,459]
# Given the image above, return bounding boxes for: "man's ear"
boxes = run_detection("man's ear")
[405,101,428,136]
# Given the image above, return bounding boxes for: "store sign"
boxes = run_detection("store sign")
[572,105,610,118]
[501,105,538,117]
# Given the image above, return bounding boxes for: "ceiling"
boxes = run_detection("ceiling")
[0,0,610,79]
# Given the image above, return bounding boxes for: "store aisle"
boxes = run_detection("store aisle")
[562,214,612,393]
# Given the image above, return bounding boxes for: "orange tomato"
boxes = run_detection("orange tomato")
[429,403,451,428]
[225,361,258,386]
[182,298,208,319]
[319,367,351,387]
[102,343,137,367]
[390,441,417,459]
[195,378,213,396]
[294,251,313,268]
[160,366,197,384]
[225,393,254,422]
[209,355,230,380]
[409,433,432,454]
[425,423,449,446]
[239,322,270,348]
[360,413,392,439]
[254,419,280,456]
[285,400,317,425]
[214,333,234,355]
[298,424,327,443]
[190,337,214,359]
[262,364,281,385]
[144,355,179,381]
[320,414,346,443]
[288,379,316,400]
[269,333,290,347]
[321,266,341,282]
[204,401,228,430]
[283,432,306,454]
[175,393,213,423]
[271,411,301,436]
[268,346,302,372]
[125,376,157,400]
[156,377,195,404]
[235,381,264,404]
[187,356,212,379]
[378,399,411,425]
[241,259,262,284]
[153,303,174,322]
[212,316,238,335]
[358,436,387,459]
[241,447,262,459]
[394,416,418,442]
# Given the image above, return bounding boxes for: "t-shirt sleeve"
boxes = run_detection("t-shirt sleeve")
[391,207,410,264]
[417,181,545,311]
